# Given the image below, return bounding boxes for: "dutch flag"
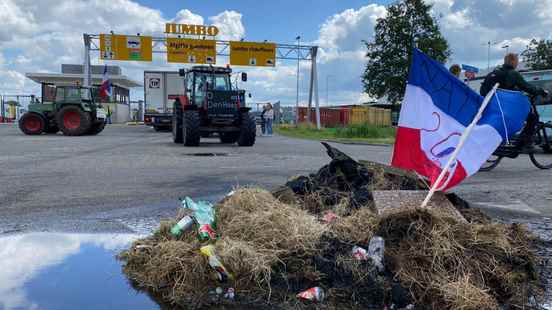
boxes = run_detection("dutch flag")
[392,49,530,191]
[99,64,111,99]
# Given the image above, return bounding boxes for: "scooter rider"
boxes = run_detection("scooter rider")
[480,53,548,149]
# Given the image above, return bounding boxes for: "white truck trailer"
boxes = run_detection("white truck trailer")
[143,71,185,131]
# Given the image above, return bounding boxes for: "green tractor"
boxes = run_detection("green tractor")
[19,84,107,136]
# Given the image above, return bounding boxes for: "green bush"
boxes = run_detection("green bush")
[335,123,396,139]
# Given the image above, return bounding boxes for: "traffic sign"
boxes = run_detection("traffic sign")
[100,34,152,61]
[461,64,479,73]
[229,41,276,67]
[167,38,216,64]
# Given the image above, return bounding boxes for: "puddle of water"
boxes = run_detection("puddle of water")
[0,233,159,310]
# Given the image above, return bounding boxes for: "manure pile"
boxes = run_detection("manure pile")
[119,143,545,310]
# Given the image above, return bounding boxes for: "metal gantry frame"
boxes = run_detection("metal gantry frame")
[83,33,321,129]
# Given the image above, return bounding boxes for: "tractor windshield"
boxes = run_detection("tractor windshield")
[193,73,231,106]
[80,88,92,101]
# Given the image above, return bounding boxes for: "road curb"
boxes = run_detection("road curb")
[321,139,393,147]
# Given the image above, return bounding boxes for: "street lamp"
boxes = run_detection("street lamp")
[295,35,301,125]
[482,41,498,70]
[502,44,510,55]
[326,75,334,107]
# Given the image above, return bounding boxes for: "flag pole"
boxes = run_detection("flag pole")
[420,83,499,208]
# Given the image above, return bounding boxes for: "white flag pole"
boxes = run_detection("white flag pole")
[420,83,499,208]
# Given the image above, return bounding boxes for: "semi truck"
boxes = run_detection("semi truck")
[143,71,185,131]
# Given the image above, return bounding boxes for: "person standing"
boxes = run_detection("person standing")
[264,103,274,136]
[106,106,112,124]
[260,104,267,136]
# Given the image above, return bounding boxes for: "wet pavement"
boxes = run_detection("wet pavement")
[0,233,158,310]
[1,212,551,309]
[1,125,552,308]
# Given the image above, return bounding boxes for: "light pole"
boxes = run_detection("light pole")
[295,35,301,125]
[502,44,510,55]
[326,75,334,107]
[483,41,498,70]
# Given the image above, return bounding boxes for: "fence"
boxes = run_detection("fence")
[298,106,392,128]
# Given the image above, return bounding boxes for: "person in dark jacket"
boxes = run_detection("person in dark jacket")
[480,53,548,149]
[260,104,267,136]
[480,53,546,97]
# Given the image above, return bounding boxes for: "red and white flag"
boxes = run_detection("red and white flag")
[99,65,111,99]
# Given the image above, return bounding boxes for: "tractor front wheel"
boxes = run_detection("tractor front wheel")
[19,113,46,135]
[182,110,201,146]
[237,112,256,147]
[56,106,92,136]
[172,101,183,143]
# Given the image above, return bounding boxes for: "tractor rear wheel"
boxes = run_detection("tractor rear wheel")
[183,110,200,146]
[57,106,92,136]
[219,132,239,144]
[172,101,183,143]
[19,113,45,135]
[88,120,106,135]
[238,112,256,147]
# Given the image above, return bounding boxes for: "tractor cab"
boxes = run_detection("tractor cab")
[172,65,255,147]
[42,84,97,106]
[181,66,246,122]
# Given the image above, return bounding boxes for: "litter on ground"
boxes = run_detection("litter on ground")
[119,143,547,310]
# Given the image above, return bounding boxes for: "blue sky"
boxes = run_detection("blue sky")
[1,0,550,105]
[135,0,391,44]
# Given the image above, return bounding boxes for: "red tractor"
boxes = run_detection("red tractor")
[172,66,256,146]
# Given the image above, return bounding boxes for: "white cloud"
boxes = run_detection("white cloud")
[430,0,552,69]
[0,233,139,310]
[173,9,204,25]
[0,0,244,97]
[2,0,551,105]
[209,11,245,41]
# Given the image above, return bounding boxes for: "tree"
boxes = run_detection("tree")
[522,39,552,70]
[362,0,450,104]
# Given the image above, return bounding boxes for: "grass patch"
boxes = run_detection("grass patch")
[275,123,396,144]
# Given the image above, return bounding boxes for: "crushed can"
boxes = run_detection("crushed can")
[352,245,369,261]
[170,215,195,237]
[198,224,217,242]
[297,287,324,303]
[368,236,385,272]
[200,245,233,282]
[224,288,235,300]
[322,211,338,224]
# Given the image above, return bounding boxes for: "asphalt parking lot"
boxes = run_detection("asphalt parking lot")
[1,123,551,234]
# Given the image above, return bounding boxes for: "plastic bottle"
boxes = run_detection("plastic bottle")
[368,236,385,272]
[181,197,217,241]
[170,215,195,236]
[200,245,233,282]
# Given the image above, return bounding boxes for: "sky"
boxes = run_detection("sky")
[1,0,552,106]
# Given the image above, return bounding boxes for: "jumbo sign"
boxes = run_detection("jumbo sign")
[165,23,219,36]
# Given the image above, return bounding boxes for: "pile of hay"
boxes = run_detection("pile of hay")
[119,144,544,309]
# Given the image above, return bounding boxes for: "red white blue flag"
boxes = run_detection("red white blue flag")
[392,49,530,190]
[99,65,111,99]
